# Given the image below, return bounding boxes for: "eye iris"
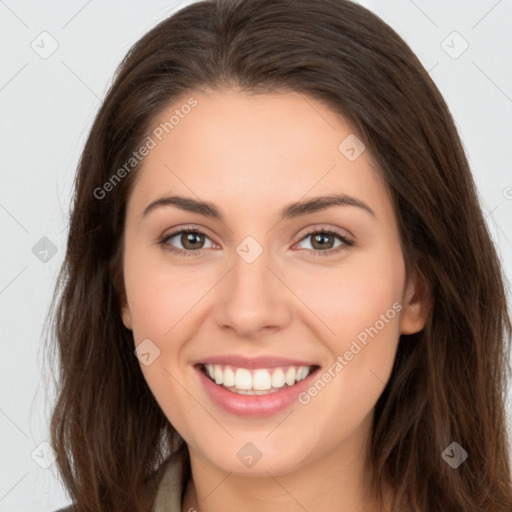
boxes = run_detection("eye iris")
[182,231,204,250]
[311,233,334,250]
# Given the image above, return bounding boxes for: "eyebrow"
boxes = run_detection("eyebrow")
[141,193,376,221]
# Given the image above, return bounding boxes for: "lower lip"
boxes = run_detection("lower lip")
[195,365,319,418]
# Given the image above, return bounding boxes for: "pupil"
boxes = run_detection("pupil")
[183,232,203,249]
[313,233,333,250]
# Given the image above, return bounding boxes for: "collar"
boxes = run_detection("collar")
[149,443,190,512]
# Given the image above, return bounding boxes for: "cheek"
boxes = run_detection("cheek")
[292,257,404,347]
[292,263,403,441]
[122,251,201,431]
[289,245,405,407]
[123,247,212,341]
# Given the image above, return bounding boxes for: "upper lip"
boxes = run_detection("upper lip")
[194,354,319,369]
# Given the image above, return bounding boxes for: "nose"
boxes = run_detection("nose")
[214,248,292,339]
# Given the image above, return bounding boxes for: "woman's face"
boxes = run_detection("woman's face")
[121,88,428,476]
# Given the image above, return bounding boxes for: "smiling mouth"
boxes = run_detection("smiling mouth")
[198,363,320,395]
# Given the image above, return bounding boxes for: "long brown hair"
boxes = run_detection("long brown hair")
[45,1,512,510]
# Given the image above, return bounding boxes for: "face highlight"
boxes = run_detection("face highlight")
[120,88,428,480]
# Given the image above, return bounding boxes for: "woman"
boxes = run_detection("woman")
[47,0,512,511]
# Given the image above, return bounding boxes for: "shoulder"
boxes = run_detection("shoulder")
[50,445,190,512]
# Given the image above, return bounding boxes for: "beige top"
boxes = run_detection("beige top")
[150,443,190,512]
[54,444,191,512]
[56,444,406,511]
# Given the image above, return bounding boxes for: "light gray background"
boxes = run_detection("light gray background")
[1,1,511,510]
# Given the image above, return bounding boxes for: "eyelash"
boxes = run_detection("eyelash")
[157,225,354,258]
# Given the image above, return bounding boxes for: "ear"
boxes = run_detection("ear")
[400,266,431,335]
[118,287,132,330]
[112,256,132,330]
[122,303,133,330]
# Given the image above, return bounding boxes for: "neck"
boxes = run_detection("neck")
[181,418,394,512]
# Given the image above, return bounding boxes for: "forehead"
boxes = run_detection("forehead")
[150,88,356,167]
[127,88,392,224]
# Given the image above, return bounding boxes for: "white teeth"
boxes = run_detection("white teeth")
[297,366,308,381]
[214,365,223,385]
[253,369,272,391]
[234,368,253,390]
[285,367,296,386]
[203,364,313,393]
[223,366,235,387]
[271,368,285,388]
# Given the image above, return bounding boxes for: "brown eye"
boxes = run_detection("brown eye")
[310,232,336,250]
[159,228,215,256]
[180,231,206,250]
[295,228,354,256]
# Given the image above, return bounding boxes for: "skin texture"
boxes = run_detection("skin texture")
[121,88,430,512]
